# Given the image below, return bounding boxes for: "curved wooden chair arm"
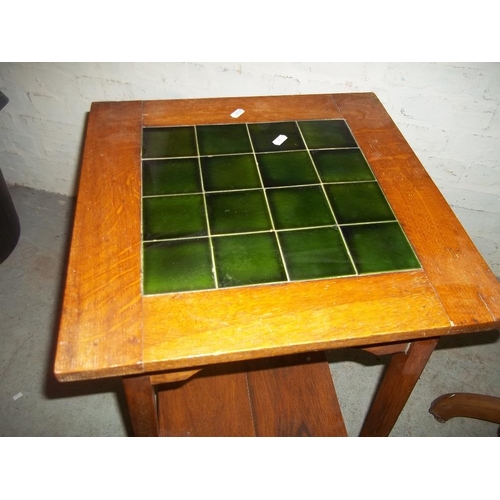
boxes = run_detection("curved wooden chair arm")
[429,393,500,424]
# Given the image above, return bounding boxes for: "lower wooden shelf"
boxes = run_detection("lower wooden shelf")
[157,352,347,437]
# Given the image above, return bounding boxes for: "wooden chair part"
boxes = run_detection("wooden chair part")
[429,393,500,424]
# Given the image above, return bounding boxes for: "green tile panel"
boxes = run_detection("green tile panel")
[257,151,320,187]
[201,154,261,191]
[213,233,287,288]
[143,239,215,295]
[141,119,421,295]
[311,149,375,183]
[142,194,207,240]
[266,186,335,230]
[197,124,252,156]
[142,158,201,196]
[341,222,421,274]
[325,182,396,225]
[248,121,305,152]
[277,227,356,281]
[206,190,272,235]
[298,119,358,149]
[142,126,197,158]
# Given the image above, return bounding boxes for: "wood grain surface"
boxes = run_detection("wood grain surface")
[143,93,341,126]
[332,92,500,332]
[360,337,439,436]
[429,392,500,424]
[54,101,144,380]
[245,352,347,436]
[54,93,500,383]
[157,352,347,437]
[157,361,256,437]
[142,270,449,373]
[123,374,159,437]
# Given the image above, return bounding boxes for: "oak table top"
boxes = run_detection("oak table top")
[54,92,500,385]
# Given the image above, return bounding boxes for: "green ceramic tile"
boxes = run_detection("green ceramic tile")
[267,186,335,230]
[311,149,375,183]
[298,120,357,149]
[248,122,305,152]
[197,124,252,155]
[278,227,355,280]
[142,158,201,196]
[142,127,197,158]
[213,232,286,288]
[206,190,272,235]
[256,151,320,187]
[201,154,261,191]
[325,182,395,225]
[342,222,420,274]
[141,120,420,296]
[142,194,207,240]
[143,239,215,294]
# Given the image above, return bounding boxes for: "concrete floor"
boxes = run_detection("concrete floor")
[1,185,499,437]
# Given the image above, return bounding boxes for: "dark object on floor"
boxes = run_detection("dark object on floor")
[0,91,8,111]
[0,169,20,264]
[0,90,21,263]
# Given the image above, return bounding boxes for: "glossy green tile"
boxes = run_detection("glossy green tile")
[142,127,197,158]
[248,122,305,152]
[142,158,201,196]
[213,233,286,288]
[142,194,207,240]
[311,149,374,183]
[141,120,421,296]
[267,186,334,230]
[278,227,355,280]
[143,239,215,294]
[201,154,261,191]
[342,222,420,274]
[206,190,272,235]
[257,151,320,187]
[325,182,395,225]
[298,120,357,149]
[197,124,252,155]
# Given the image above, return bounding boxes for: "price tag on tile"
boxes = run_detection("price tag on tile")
[272,134,288,146]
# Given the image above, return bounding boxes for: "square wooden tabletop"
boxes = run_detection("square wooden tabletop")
[54,93,500,382]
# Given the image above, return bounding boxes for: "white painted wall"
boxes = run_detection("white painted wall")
[0,62,499,275]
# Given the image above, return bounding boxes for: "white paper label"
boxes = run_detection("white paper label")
[230,108,245,118]
[272,134,288,146]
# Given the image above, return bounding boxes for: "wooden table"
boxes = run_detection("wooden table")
[54,93,500,436]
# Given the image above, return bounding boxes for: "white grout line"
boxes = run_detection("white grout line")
[245,123,291,282]
[141,146,359,162]
[142,266,420,297]
[140,126,145,297]
[296,120,360,275]
[142,220,405,244]
[194,125,219,290]
[141,120,422,295]
[141,179,379,199]
[342,119,423,269]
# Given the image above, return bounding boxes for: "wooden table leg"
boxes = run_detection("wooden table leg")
[360,337,439,437]
[123,374,159,437]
